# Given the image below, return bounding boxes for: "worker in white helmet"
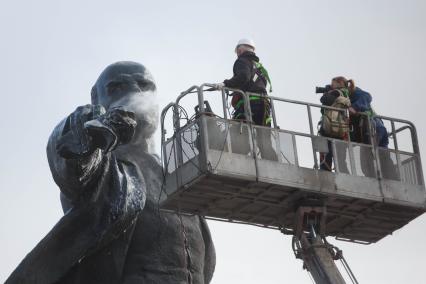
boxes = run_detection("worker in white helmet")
[217,38,273,125]
[216,38,276,161]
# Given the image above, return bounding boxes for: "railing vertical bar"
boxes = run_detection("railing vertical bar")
[348,142,357,176]
[307,105,319,169]
[221,89,228,120]
[366,115,381,179]
[226,121,233,154]
[345,109,356,175]
[274,129,283,163]
[408,124,424,185]
[331,139,339,173]
[173,104,184,168]
[292,134,299,167]
[244,93,260,181]
[391,120,402,181]
[270,97,278,128]
[244,92,253,123]
[197,87,209,173]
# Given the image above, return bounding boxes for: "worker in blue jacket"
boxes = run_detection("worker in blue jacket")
[349,87,388,148]
[348,86,397,178]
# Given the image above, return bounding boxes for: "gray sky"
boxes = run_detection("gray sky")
[1,0,426,283]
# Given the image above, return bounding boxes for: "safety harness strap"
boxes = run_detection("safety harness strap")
[234,95,263,109]
[254,61,273,93]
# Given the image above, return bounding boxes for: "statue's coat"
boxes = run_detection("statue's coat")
[6,62,215,284]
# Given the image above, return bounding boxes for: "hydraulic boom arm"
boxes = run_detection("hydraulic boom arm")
[290,205,358,284]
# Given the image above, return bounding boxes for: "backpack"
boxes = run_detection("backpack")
[321,89,351,139]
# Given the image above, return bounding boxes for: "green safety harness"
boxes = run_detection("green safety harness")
[254,61,273,93]
[233,61,273,126]
[340,88,350,98]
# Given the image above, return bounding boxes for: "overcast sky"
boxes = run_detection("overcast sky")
[1,0,426,283]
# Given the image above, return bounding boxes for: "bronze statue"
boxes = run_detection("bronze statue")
[6,61,216,284]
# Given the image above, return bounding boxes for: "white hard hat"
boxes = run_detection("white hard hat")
[235,38,255,50]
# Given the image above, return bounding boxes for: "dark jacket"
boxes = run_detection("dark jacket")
[320,89,345,114]
[350,87,372,112]
[350,87,389,147]
[320,91,339,106]
[224,51,267,94]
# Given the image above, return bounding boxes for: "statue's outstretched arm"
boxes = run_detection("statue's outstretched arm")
[47,104,137,203]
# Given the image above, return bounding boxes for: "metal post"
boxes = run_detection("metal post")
[173,104,184,168]
[307,105,319,169]
[243,92,253,123]
[268,97,280,162]
[221,89,228,120]
[197,87,209,173]
[160,102,179,194]
[331,139,339,173]
[292,134,299,167]
[270,97,278,128]
[391,120,402,180]
[366,114,381,179]
[345,109,356,175]
[348,141,357,176]
[409,124,425,185]
[243,92,260,181]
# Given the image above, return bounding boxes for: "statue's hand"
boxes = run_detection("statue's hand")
[84,107,137,153]
[57,104,105,159]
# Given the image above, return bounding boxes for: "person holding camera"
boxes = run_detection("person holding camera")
[318,77,396,178]
[317,77,353,173]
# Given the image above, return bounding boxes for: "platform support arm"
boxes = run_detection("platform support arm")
[291,205,358,284]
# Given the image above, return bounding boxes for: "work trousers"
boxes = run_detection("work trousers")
[232,101,277,161]
[319,137,350,174]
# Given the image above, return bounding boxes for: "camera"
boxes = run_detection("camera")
[315,85,332,94]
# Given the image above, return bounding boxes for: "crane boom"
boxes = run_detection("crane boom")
[291,205,358,284]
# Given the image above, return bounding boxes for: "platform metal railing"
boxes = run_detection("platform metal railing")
[161,84,424,187]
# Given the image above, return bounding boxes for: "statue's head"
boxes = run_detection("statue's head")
[91,61,159,151]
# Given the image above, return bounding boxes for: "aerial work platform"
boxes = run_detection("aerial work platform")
[160,84,425,244]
